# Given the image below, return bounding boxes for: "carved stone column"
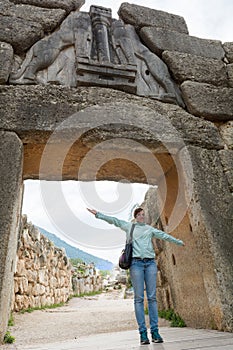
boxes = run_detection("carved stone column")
[0,132,23,343]
[90,5,112,63]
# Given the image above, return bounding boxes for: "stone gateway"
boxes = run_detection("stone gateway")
[0,0,233,343]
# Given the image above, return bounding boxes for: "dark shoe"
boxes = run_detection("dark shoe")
[151,330,163,343]
[140,330,150,345]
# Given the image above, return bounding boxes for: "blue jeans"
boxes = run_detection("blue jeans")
[130,258,158,333]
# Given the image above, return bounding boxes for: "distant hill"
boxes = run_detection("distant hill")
[37,226,114,271]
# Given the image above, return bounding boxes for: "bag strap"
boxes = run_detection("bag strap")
[129,223,135,243]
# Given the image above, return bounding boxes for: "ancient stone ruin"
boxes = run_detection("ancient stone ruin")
[0,0,233,343]
[12,215,103,312]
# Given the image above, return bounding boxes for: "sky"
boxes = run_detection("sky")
[81,0,233,42]
[22,0,233,265]
[23,181,150,264]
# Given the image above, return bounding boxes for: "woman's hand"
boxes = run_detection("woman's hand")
[87,208,97,215]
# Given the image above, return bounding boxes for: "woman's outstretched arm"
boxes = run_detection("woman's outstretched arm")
[86,208,130,231]
[87,208,97,215]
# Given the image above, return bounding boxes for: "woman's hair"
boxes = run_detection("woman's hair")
[133,207,144,218]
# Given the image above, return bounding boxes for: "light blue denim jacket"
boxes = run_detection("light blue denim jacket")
[95,212,184,259]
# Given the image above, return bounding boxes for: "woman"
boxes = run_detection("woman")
[87,207,184,345]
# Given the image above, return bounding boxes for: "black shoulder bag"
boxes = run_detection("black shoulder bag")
[119,223,135,270]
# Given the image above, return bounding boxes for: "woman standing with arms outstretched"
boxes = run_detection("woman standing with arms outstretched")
[87,207,184,345]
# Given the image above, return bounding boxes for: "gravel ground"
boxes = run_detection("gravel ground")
[1,288,169,349]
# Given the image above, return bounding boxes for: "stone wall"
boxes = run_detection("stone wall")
[12,215,102,312]
[72,263,103,296]
[12,215,72,311]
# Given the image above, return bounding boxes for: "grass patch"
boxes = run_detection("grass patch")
[4,331,15,344]
[19,291,103,313]
[72,290,102,298]
[8,313,14,326]
[19,302,66,314]
[158,309,186,327]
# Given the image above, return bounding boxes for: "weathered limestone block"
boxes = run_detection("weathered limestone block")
[219,121,233,149]
[218,150,233,192]
[79,279,85,294]
[227,64,233,87]
[21,229,32,246]
[50,257,58,267]
[223,42,233,63]
[63,286,70,295]
[54,289,61,298]
[150,102,224,150]
[57,260,63,269]
[31,240,42,255]
[0,1,66,33]
[45,296,53,306]
[18,276,29,294]
[39,253,47,267]
[50,276,58,288]
[22,295,30,309]
[59,269,67,277]
[181,146,233,331]
[85,276,90,284]
[38,269,49,286]
[0,131,23,343]
[0,42,13,83]
[0,85,224,152]
[181,81,233,121]
[140,27,225,60]
[15,258,26,277]
[26,270,37,284]
[60,276,65,287]
[55,295,61,304]
[25,258,34,269]
[40,295,46,306]
[34,295,41,307]
[14,294,29,311]
[0,1,67,54]
[0,15,43,54]
[93,283,102,292]
[118,2,188,33]
[28,295,34,307]
[162,51,228,86]
[10,0,85,13]
[33,258,40,271]
[31,283,40,296]
[84,284,90,293]
[30,226,41,241]
[32,283,45,296]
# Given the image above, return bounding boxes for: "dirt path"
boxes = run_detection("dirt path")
[2,289,136,348]
[2,288,169,349]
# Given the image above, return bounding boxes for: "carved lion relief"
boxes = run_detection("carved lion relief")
[9,5,184,107]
